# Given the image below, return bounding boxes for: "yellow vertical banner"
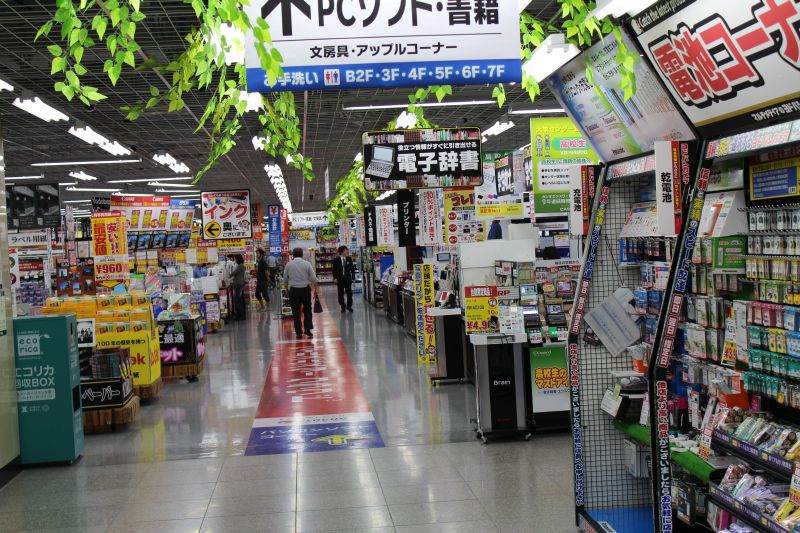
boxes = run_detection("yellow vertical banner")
[414,263,436,364]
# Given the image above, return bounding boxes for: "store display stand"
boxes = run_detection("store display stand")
[83,395,140,434]
[134,377,163,401]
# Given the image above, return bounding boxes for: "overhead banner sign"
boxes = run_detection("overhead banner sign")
[363,128,483,191]
[201,190,252,240]
[550,29,695,162]
[244,1,521,92]
[419,188,443,246]
[167,199,196,231]
[290,211,330,229]
[364,206,377,247]
[631,0,800,137]
[531,118,598,215]
[6,184,61,231]
[111,195,171,232]
[376,205,394,246]
[396,189,416,247]
[267,204,282,256]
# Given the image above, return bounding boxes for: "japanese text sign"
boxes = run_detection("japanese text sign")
[201,190,253,240]
[376,205,394,246]
[244,0,521,92]
[251,202,264,241]
[168,199,197,231]
[418,188,443,246]
[290,211,330,229]
[91,211,127,257]
[268,204,282,256]
[464,285,498,333]
[530,117,598,214]
[396,189,416,247]
[364,206,378,246]
[363,128,483,191]
[111,194,171,231]
[631,0,800,136]
[549,29,694,161]
[414,263,436,364]
[444,188,484,244]
[280,208,290,256]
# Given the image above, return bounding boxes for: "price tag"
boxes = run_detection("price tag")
[689,390,701,430]
[698,425,713,459]
[790,463,800,505]
[639,392,649,426]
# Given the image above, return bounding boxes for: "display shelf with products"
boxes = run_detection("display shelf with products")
[313,246,337,284]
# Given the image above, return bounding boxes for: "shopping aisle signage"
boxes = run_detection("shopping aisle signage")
[476,152,527,219]
[364,206,377,246]
[550,29,694,161]
[750,155,800,203]
[568,165,600,237]
[631,0,800,137]
[267,204,282,256]
[246,312,384,455]
[655,141,691,236]
[290,211,329,229]
[355,215,366,247]
[280,208,290,256]
[201,190,252,239]
[396,189,416,247]
[167,199,196,231]
[251,202,264,241]
[531,118,598,214]
[375,205,394,246]
[464,285,498,333]
[111,194,170,231]
[91,212,127,257]
[363,128,483,191]
[414,263,436,364]
[244,0,521,92]
[444,188,484,244]
[419,188,443,245]
[530,345,569,414]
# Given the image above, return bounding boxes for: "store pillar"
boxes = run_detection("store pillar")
[0,126,20,469]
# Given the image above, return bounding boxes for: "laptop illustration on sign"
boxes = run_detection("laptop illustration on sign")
[366,145,396,179]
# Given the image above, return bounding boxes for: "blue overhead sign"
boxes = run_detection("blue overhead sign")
[245,0,522,92]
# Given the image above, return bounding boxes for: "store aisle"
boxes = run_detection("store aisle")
[0,288,577,532]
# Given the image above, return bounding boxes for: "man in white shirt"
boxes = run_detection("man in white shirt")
[283,247,319,339]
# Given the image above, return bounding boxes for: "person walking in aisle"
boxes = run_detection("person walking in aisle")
[333,245,355,312]
[266,253,279,288]
[255,249,271,312]
[231,254,247,321]
[284,247,319,339]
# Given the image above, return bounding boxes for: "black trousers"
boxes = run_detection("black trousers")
[337,280,353,310]
[289,286,313,336]
[234,284,246,320]
[255,282,270,303]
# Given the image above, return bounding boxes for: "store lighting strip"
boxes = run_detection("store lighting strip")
[68,122,133,157]
[5,175,44,181]
[155,188,200,194]
[509,107,565,115]
[32,158,142,167]
[66,186,121,192]
[265,163,292,213]
[0,79,13,92]
[376,190,396,201]
[69,171,98,181]
[343,99,495,111]
[107,176,193,183]
[153,152,190,174]
[147,181,197,188]
[522,34,580,83]
[12,93,68,122]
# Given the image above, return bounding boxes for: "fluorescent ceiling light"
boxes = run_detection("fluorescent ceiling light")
[63,199,92,203]
[147,181,196,188]
[99,140,132,156]
[153,152,190,174]
[112,193,153,197]
[376,190,396,201]
[354,152,363,162]
[252,135,270,151]
[245,92,263,112]
[155,188,200,193]
[69,171,98,181]
[343,99,495,111]
[590,0,658,19]
[12,94,68,122]
[395,110,417,129]
[58,181,78,186]
[68,123,110,147]
[32,158,141,167]
[483,120,515,137]
[509,107,566,115]
[0,79,13,92]
[522,34,580,82]
[107,176,193,183]
[209,22,245,65]
[5,175,44,180]
[67,186,121,192]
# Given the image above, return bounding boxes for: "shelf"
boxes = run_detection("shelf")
[712,430,792,479]
[707,483,788,533]
[584,506,653,533]
[613,420,714,482]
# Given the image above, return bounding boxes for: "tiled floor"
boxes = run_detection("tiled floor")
[0,288,577,532]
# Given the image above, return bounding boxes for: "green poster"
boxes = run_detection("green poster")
[530,344,569,413]
[531,117,598,214]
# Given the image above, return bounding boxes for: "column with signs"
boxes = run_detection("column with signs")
[243,2,521,92]
[201,190,253,240]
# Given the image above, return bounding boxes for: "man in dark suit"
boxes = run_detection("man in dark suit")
[333,245,355,312]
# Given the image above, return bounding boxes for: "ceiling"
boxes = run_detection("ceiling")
[0,0,563,213]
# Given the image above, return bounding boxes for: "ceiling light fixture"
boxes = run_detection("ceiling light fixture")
[63,199,92,204]
[58,182,78,186]
[147,181,197,188]
[153,152,190,174]
[509,107,566,115]
[68,123,131,156]
[376,190,396,201]
[170,193,202,199]
[4,175,44,181]
[12,93,68,122]
[69,171,98,181]
[31,158,142,167]
[483,120,515,138]
[354,152,363,162]
[0,79,13,92]
[264,163,292,213]
[589,0,658,19]
[343,99,496,111]
[208,22,245,65]
[252,135,270,151]
[245,92,264,112]
[522,34,580,82]
[395,110,417,129]
[66,186,121,193]
[154,188,200,194]
[107,176,193,184]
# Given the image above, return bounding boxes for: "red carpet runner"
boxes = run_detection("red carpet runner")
[245,304,384,454]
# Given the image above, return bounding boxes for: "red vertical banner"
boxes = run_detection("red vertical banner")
[280,208,290,259]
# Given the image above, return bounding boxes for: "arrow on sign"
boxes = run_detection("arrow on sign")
[205,221,221,238]
[261,0,311,36]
